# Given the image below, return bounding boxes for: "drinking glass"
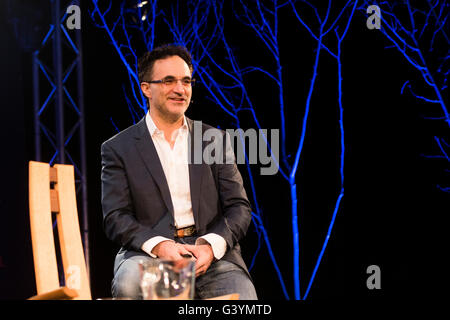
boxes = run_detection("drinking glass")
[139,258,195,300]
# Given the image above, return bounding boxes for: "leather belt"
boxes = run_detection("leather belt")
[174,225,197,238]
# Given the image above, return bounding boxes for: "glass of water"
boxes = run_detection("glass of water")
[139,258,195,300]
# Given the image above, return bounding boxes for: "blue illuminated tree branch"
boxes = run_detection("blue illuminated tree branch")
[90,0,358,300]
[359,0,449,192]
[286,0,357,300]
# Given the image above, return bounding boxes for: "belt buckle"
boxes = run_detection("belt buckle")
[176,228,185,238]
[175,226,195,238]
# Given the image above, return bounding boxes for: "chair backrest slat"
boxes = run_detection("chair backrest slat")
[54,164,91,300]
[29,161,60,294]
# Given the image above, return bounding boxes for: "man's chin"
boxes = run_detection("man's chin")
[168,101,188,109]
[168,104,189,115]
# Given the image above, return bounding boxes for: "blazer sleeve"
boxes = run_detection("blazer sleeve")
[207,131,252,250]
[101,141,159,251]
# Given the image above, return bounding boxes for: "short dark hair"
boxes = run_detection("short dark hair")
[138,45,193,83]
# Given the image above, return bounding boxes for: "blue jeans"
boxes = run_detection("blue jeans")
[112,250,257,300]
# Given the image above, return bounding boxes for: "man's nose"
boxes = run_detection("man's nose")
[172,80,186,93]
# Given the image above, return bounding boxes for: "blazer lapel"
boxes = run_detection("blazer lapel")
[134,118,174,216]
[187,118,204,227]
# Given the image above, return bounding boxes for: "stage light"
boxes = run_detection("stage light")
[137,1,148,8]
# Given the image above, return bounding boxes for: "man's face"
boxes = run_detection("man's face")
[142,55,192,123]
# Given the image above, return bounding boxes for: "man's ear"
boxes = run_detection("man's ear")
[140,82,152,99]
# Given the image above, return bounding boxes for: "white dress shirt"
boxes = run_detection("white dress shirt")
[141,112,227,260]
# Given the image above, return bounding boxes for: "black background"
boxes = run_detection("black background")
[0,0,447,304]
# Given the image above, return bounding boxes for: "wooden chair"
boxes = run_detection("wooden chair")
[28,161,91,300]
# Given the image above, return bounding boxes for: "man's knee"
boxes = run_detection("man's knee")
[236,277,258,300]
[196,260,258,300]
[226,269,258,300]
[112,256,148,299]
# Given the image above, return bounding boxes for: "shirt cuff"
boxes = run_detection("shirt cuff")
[196,233,227,260]
[141,236,174,258]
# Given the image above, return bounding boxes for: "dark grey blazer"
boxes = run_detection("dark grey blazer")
[101,116,252,276]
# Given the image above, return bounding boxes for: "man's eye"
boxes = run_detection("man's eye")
[164,79,176,85]
[182,79,191,85]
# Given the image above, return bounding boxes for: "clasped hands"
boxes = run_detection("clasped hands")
[152,240,214,277]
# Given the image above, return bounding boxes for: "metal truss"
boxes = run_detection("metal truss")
[32,0,89,279]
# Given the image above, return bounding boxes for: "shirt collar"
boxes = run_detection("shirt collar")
[145,112,188,138]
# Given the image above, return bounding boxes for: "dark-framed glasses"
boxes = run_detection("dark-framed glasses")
[143,77,196,87]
